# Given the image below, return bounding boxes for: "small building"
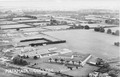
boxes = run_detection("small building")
[89,72,99,77]
[89,72,111,77]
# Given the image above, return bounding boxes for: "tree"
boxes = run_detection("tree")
[115,30,119,36]
[49,58,52,62]
[94,27,100,32]
[12,55,28,65]
[16,28,20,31]
[54,58,58,63]
[22,60,28,65]
[108,70,117,77]
[69,67,73,70]
[107,29,112,34]
[103,62,110,68]
[96,58,104,66]
[72,61,75,65]
[33,56,38,59]
[97,67,110,73]
[114,42,119,46]
[76,66,78,69]
[78,61,81,65]
[60,59,64,64]
[84,25,90,29]
[99,27,105,32]
[13,56,20,64]
[26,55,29,58]
[112,32,115,35]
[66,61,70,64]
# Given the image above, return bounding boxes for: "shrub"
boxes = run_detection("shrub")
[107,29,112,34]
[97,67,110,73]
[112,32,115,35]
[115,30,119,36]
[99,27,105,32]
[96,58,104,65]
[94,27,100,32]
[84,25,90,29]
[108,70,118,77]
[12,55,28,65]
[114,42,119,46]
[33,56,38,59]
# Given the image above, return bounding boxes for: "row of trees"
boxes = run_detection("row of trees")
[69,25,90,29]
[107,29,119,36]
[49,58,81,65]
[49,58,81,70]
[94,27,119,36]
[21,55,39,60]
[105,19,119,25]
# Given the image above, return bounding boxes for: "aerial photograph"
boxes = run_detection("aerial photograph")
[0,0,119,77]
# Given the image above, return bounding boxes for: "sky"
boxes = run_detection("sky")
[0,0,120,11]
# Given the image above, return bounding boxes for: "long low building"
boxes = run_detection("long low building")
[16,19,50,24]
[12,17,33,21]
[0,24,32,30]
[12,33,66,47]
[49,52,92,67]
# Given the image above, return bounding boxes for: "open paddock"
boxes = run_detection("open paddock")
[44,29,119,59]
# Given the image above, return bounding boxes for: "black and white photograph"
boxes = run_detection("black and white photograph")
[0,0,119,77]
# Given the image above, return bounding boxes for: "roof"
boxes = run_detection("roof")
[17,19,50,23]
[52,52,90,62]
[40,52,57,56]
[0,24,31,29]
[13,17,32,20]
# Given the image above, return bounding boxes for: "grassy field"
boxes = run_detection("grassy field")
[44,29,119,59]
[62,64,98,77]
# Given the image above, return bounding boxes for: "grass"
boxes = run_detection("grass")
[44,29,119,59]
[61,64,98,77]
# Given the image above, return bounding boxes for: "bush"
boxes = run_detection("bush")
[33,56,38,59]
[107,29,112,34]
[94,27,100,32]
[96,58,104,65]
[99,27,105,32]
[94,27,105,32]
[112,32,115,35]
[97,67,110,73]
[114,42,119,46]
[12,55,28,65]
[84,25,90,29]
[115,30,119,36]
[108,70,118,77]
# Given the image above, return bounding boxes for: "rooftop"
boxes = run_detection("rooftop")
[52,52,90,62]
[0,24,31,29]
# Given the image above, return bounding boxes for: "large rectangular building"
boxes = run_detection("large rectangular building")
[0,24,32,30]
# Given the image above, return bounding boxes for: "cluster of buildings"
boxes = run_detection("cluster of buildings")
[48,52,92,67]
[89,72,111,77]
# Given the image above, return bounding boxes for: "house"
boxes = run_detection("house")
[89,72,99,77]
[89,72,111,77]
[99,73,111,77]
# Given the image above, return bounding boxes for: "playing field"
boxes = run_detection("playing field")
[44,29,119,59]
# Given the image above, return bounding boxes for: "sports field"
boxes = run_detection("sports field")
[44,29,119,59]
